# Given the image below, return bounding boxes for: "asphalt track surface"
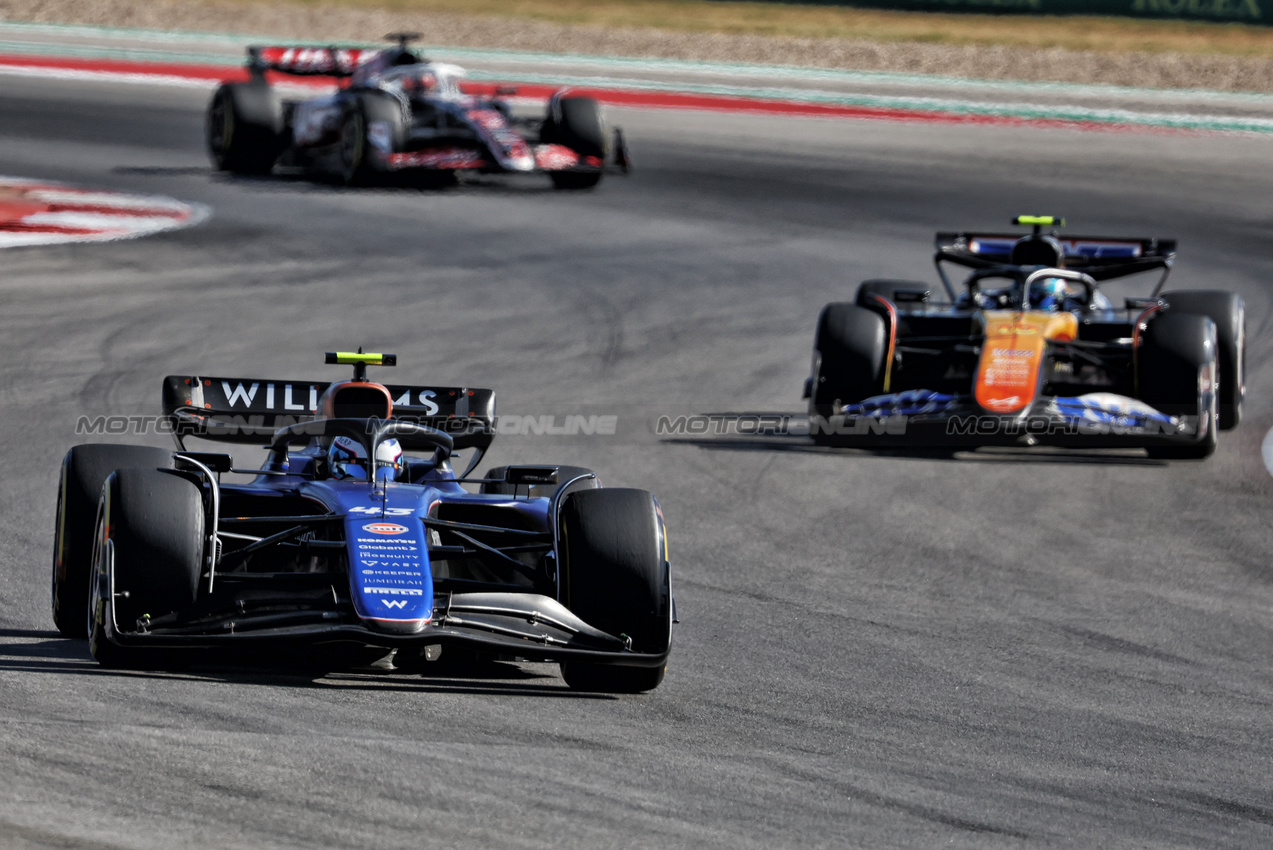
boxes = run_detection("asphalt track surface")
[1,73,1272,850]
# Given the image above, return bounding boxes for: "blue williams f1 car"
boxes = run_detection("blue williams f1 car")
[52,353,673,692]
[804,217,1245,458]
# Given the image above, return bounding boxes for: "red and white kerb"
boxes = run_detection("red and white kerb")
[0,176,207,248]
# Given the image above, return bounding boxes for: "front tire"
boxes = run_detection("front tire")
[88,468,205,668]
[543,96,607,190]
[52,444,174,638]
[808,303,888,443]
[558,489,670,693]
[1159,290,1245,430]
[1139,312,1219,460]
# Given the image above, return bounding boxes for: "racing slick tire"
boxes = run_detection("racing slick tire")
[1159,290,1245,430]
[207,81,284,175]
[856,279,931,308]
[481,465,599,500]
[1138,312,1219,460]
[88,468,204,668]
[51,444,174,638]
[543,96,607,190]
[336,93,408,187]
[558,489,670,693]
[808,303,888,444]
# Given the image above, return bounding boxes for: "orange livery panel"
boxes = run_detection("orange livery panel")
[974,311,1077,415]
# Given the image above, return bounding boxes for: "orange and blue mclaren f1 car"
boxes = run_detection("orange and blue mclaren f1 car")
[803,216,1244,458]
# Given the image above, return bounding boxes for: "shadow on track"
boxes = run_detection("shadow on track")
[0,628,101,674]
[0,633,616,699]
[112,166,210,176]
[112,165,569,196]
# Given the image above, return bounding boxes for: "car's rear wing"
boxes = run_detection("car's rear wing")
[161,375,495,451]
[934,231,1176,282]
[246,46,376,77]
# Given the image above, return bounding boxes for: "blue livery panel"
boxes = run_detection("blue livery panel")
[345,515,433,629]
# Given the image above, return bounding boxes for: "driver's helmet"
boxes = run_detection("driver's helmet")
[384,67,437,96]
[407,70,437,93]
[328,436,403,481]
[1029,277,1070,311]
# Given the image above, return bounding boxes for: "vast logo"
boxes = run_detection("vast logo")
[364,522,409,535]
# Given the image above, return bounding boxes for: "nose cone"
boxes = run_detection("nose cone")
[345,515,433,628]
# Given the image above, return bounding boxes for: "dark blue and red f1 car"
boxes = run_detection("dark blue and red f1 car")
[52,353,672,692]
[206,34,630,188]
[804,216,1245,458]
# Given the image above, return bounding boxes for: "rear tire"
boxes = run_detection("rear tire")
[88,468,205,668]
[558,489,670,693]
[543,96,606,190]
[1139,312,1219,460]
[1159,290,1245,430]
[51,445,174,638]
[206,82,283,175]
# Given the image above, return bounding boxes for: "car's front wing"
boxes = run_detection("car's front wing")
[99,588,669,668]
[812,389,1206,449]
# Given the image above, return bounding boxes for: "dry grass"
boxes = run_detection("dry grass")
[205,0,1273,58]
[6,0,1273,90]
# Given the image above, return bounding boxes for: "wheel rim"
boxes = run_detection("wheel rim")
[1200,360,1218,447]
[1236,309,1246,411]
[86,504,106,645]
[340,114,363,181]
